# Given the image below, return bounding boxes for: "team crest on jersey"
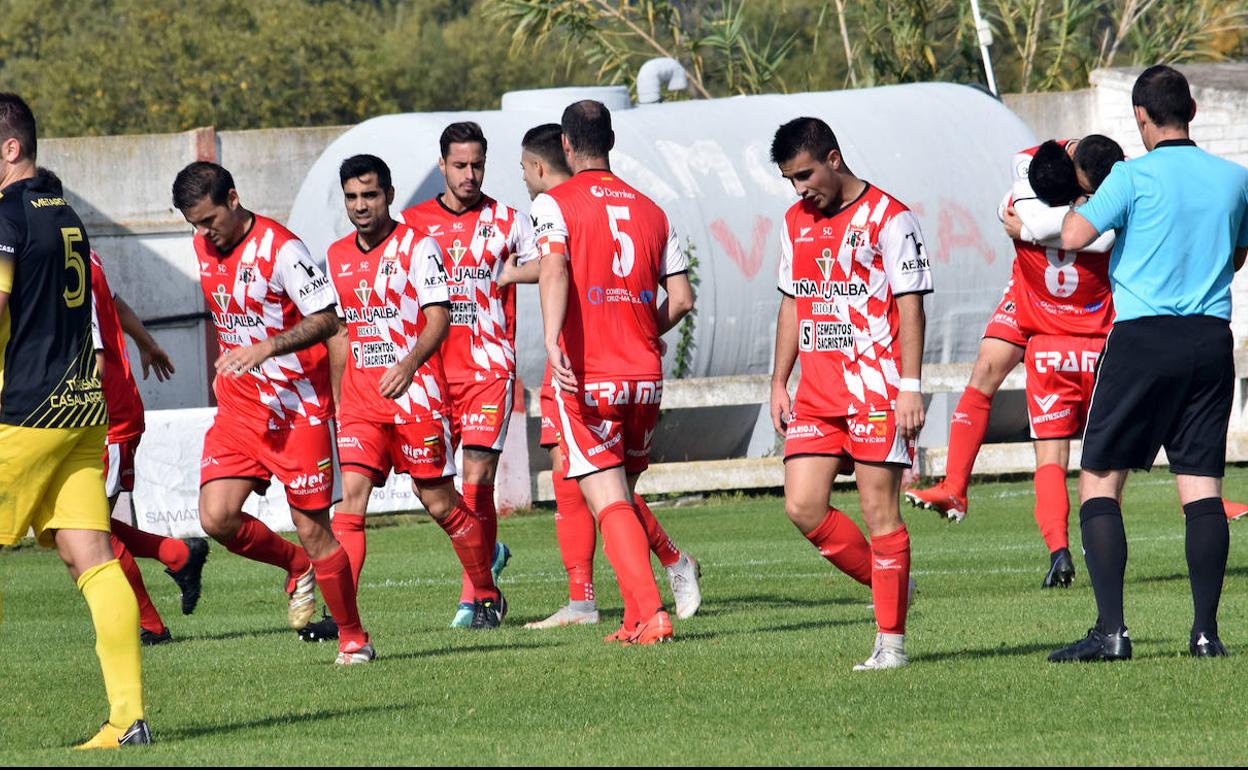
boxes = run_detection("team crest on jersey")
[816,249,835,281]
[447,239,468,264]
[477,224,495,239]
[212,284,231,311]
[354,280,372,306]
[846,227,868,250]
[239,267,256,284]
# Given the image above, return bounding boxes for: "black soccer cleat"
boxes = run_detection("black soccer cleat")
[1048,627,1132,662]
[298,610,340,642]
[166,537,209,615]
[469,593,508,630]
[1190,632,1229,658]
[76,718,153,749]
[140,627,172,646]
[1041,547,1076,589]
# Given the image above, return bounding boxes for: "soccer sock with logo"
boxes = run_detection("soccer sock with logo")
[944,386,993,497]
[598,500,664,624]
[330,512,367,587]
[77,560,144,727]
[458,483,498,604]
[634,494,681,567]
[804,507,872,586]
[869,525,911,634]
[437,502,499,601]
[111,519,190,572]
[311,547,368,648]
[553,467,596,603]
[1033,464,1070,552]
[1184,497,1229,639]
[110,536,166,635]
[224,513,312,578]
[1079,497,1128,633]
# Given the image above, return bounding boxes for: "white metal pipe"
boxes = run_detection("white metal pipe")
[968,0,1000,96]
[637,57,689,104]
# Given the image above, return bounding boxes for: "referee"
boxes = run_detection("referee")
[1053,66,1248,662]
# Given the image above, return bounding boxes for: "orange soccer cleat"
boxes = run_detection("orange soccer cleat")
[1223,499,1248,522]
[905,481,968,523]
[622,610,673,646]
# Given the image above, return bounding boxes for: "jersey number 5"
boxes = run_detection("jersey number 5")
[606,205,635,278]
[61,227,86,308]
[1043,247,1078,299]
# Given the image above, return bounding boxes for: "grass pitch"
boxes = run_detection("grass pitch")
[3,470,1248,765]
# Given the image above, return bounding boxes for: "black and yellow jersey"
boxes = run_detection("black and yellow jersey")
[0,175,105,428]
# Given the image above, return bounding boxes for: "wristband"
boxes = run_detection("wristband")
[899,378,922,393]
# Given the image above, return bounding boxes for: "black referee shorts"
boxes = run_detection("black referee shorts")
[1081,315,1233,477]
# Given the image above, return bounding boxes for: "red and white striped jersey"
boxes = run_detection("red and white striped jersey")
[399,195,535,384]
[195,215,336,429]
[327,223,451,424]
[530,170,686,382]
[90,250,145,442]
[778,184,932,416]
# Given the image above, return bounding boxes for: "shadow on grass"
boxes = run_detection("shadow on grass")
[180,627,296,643]
[690,594,860,619]
[383,639,565,662]
[679,616,868,642]
[915,641,1058,663]
[1134,565,1248,585]
[163,704,399,741]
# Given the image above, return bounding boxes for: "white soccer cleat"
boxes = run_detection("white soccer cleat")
[334,641,376,666]
[666,553,702,620]
[287,567,317,630]
[523,605,601,629]
[853,634,909,671]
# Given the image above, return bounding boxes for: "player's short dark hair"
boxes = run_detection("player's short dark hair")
[1073,135,1125,193]
[0,93,37,161]
[521,123,572,176]
[1028,140,1081,206]
[770,117,840,165]
[33,166,62,195]
[339,154,392,190]
[440,121,487,158]
[172,161,235,211]
[1132,65,1195,128]
[561,101,613,158]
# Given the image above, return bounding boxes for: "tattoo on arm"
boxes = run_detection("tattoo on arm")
[268,308,340,356]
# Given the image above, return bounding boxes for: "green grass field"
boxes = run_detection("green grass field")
[4,470,1248,765]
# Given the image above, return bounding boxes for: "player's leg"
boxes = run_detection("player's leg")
[527,443,600,629]
[784,454,870,585]
[333,417,396,589]
[334,471,374,588]
[110,520,208,615]
[1033,440,1075,588]
[415,476,505,628]
[853,460,911,671]
[109,528,169,644]
[456,447,505,602]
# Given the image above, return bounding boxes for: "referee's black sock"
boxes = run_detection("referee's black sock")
[1184,497,1228,639]
[1080,497,1128,634]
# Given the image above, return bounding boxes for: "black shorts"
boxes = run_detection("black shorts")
[1081,316,1233,476]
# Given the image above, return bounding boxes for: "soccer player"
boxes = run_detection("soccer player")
[399,122,528,627]
[172,161,372,665]
[531,101,695,645]
[324,153,506,630]
[769,117,930,670]
[511,123,701,630]
[0,93,150,747]
[1051,66,1248,662]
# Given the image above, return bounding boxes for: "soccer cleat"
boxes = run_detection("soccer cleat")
[287,566,317,630]
[1048,627,1132,662]
[524,605,600,629]
[492,541,512,581]
[1224,500,1248,521]
[622,610,673,646]
[139,627,172,646]
[165,537,209,615]
[334,641,376,666]
[604,624,637,644]
[852,635,909,671]
[1190,633,1230,658]
[469,593,508,630]
[449,601,475,628]
[665,553,702,620]
[1041,547,1076,589]
[904,482,967,523]
[298,610,339,642]
[75,719,152,749]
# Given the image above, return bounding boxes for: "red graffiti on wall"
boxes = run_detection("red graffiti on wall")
[710,216,772,280]
[932,198,997,265]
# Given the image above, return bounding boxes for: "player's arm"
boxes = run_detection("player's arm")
[656,223,695,335]
[894,293,926,439]
[1235,204,1248,272]
[380,305,449,399]
[498,255,540,286]
[115,294,175,381]
[1236,247,1247,273]
[770,222,797,434]
[326,320,348,411]
[532,194,576,392]
[499,210,541,286]
[1062,163,1130,251]
[881,211,933,439]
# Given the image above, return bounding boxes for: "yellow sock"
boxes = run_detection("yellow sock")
[77,560,144,727]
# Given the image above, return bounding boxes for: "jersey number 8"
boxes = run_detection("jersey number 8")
[61,227,87,308]
[1043,247,1078,299]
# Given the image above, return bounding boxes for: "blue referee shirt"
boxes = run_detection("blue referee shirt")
[1076,139,1248,322]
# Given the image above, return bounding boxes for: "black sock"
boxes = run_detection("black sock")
[1184,497,1228,639]
[1080,497,1127,634]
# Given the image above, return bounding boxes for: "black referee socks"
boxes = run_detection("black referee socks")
[1080,497,1128,635]
[1184,497,1229,640]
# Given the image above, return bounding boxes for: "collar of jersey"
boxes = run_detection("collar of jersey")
[1154,138,1197,149]
[435,193,484,217]
[355,220,399,254]
[810,181,872,219]
[213,213,257,259]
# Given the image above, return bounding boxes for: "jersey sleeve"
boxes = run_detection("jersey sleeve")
[0,215,19,293]
[777,218,795,297]
[1075,161,1131,235]
[661,220,687,277]
[509,209,540,266]
[879,210,933,296]
[530,193,568,259]
[1237,175,1248,249]
[412,236,451,307]
[273,239,337,316]
[91,297,103,350]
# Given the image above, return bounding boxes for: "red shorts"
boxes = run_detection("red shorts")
[783,408,914,466]
[539,376,560,448]
[337,414,454,484]
[449,377,514,452]
[555,379,662,479]
[1025,334,1103,439]
[982,279,1028,348]
[103,436,141,497]
[200,416,335,511]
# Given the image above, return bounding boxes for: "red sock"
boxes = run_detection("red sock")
[224,513,311,578]
[1033,464,1070,552]
[634,494,680,567]
[804,508,872,586]
[311,547,368,649]
[553,467,596,603]
[111,535,166,634]
[458,483,498,604]
[944,386,993,497]
[437,503,498,601]
[111,519,190,572]
[598,500,663,626]
[870,526,911,635]
[331,512,367,587]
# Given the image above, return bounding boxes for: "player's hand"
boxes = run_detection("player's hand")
[659,338,669,357]
[215,340,272,378]
[497,254,519,287]
[141,344,176,381]
[378,359,418,400]
[896,390,925,440]
[1002,206,1024,240]
[548,343,577,393]
[770,379,792,435]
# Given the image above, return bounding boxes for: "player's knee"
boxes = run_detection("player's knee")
[784,497,824,529]
[198,507,235,541]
